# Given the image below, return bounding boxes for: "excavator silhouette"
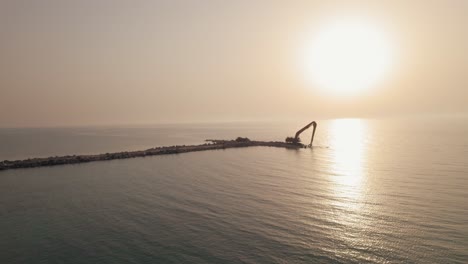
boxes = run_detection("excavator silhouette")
[285,121,317,147]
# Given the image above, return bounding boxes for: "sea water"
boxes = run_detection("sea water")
[0,118,467,263]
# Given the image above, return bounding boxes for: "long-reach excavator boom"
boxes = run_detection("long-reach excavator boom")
[294,121,317,147]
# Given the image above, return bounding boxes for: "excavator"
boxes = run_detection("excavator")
[285,121,317,147]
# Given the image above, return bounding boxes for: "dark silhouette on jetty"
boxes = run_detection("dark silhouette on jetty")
[285,121,317,147]
[0,122,318,171]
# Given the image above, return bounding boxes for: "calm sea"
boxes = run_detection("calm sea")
[0,118,467,263]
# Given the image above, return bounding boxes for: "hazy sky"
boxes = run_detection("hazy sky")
[1,0,467,127]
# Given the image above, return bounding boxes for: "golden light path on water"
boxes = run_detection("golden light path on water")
[326,119,374,259]
[328,119,369,213]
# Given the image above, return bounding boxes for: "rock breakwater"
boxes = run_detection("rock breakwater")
[0,139,303,171]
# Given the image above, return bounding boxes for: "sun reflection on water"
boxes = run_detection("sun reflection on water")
[328,119,369,209]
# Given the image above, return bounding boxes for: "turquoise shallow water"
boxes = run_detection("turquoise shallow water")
[1,118,467,263]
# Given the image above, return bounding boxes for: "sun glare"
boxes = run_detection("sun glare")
[329,119,369,209]
[304,19,394,96]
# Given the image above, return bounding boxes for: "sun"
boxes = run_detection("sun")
[304,19,394,96]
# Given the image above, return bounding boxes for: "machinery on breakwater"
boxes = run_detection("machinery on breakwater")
[0,121,318,171]
[285,121,317,147]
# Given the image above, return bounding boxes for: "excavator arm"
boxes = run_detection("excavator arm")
[294,121,317,147]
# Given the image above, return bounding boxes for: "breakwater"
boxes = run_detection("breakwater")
[0,139,303,171]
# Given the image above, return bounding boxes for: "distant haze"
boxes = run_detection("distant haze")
[1,0,467,127]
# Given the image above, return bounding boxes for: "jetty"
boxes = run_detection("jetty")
[0,121,318,171]
[0,139,302,171]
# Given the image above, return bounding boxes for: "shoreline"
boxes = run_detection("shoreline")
[0,139,304,171]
